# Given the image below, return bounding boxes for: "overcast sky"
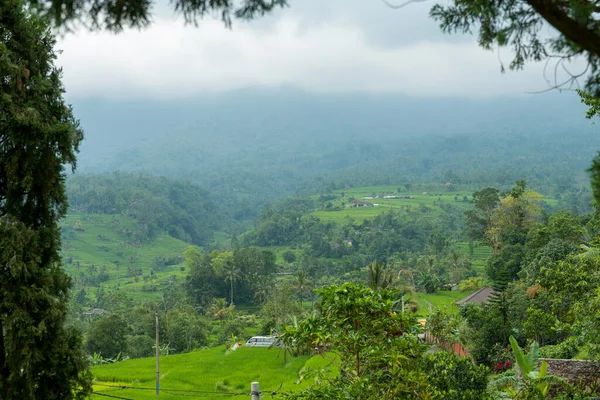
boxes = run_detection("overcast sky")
[56,0,586,100]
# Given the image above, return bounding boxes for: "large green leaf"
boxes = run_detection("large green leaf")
[527,340,540,371]
[509,335,532,376]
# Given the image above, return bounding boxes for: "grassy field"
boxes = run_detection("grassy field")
[311,188,474,223]
[310,184,557,223]
[91,346,330,400]
[411,290,474,315]
[61,214,191,302]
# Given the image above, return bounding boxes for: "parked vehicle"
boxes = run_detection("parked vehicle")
[245,336,282,347]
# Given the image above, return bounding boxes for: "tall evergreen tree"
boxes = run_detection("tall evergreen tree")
[0,2,91,398]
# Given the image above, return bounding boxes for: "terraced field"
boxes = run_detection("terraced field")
[61,214,190,302]
[91,346,332,400]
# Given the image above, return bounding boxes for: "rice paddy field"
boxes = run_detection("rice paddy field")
[309,184,556,223]
[60,213,190,302]
[90,346,332,400]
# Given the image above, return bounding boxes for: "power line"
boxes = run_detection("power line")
[162,390,245,398]
[93,383,248,396]
[91,392,134,400]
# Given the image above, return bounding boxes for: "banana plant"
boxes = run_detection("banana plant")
[509,335,553,398]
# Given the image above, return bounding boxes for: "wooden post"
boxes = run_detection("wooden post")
[155,312,160,397]
[251,382,260,400]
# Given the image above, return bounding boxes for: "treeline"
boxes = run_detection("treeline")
[66,173,234,245]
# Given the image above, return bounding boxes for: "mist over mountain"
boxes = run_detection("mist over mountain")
[68,88,599,220]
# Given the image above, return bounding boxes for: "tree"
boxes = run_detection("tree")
[211,251,240,305]
[366,261,395,290]
[185,246,220,308]
[86,314,129,360]
[282,249,297,264]
[292,270,313,306]
[0,3,91,398]
[205,298,235,327]
[32,0,287,31]
[448,251,470,284]
[486,181,542,255]
[280,283,431,399]
[464,188,500,245]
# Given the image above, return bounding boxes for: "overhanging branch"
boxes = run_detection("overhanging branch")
[526,0,600,58]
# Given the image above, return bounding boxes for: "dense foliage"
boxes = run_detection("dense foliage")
[0,3,91,398]
[281,283,489,399]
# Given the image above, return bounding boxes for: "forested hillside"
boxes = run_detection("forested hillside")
[66,173,235,244]
[70,90,599,222]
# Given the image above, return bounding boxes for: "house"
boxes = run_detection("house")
[455,286,495,306]
[83,308,107,317]
[352,201,373,207]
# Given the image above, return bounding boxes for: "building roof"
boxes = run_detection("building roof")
[455,286,495,306]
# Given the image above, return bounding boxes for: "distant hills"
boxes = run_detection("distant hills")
[67,88,600,220]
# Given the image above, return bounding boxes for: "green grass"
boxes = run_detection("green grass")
[91,346,318,399]
[61,214,191,302]
[410,290,474,316]
[311,188,474,222]
[310,184,557,223]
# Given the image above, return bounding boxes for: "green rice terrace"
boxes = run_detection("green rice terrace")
[91,347,332,400]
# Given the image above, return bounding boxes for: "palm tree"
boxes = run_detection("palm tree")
[293,270,313,307]
[254,277,274,304]
[579,244,600,261]
[206,298,234,326]
[367,261,395,290]
[449,251,468,284]
[223,262,241,306]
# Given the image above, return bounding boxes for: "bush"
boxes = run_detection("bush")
[421,352,490,399]
[126,335,155,359]
[539,337,580,359]
[217,318,247,345]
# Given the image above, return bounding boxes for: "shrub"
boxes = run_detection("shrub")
[539,337,580,359]
[421,352,490,399]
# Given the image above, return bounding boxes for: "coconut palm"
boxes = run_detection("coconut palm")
[293,270,313,307]
[223,262,241,306]
[254,277,274,305]
[367,261,395,290]
[206,298,235,326]
[449,251,469,284]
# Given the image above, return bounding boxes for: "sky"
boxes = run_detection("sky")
[56,0,587,100]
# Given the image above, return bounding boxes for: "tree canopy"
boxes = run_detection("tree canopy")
[31,0,288,31]
[0,1,91,398]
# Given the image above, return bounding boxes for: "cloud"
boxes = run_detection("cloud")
[55,5,587,100]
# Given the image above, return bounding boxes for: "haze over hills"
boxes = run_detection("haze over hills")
[67,88,600,222]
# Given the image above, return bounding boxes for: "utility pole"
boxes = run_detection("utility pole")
[155,311,160,398]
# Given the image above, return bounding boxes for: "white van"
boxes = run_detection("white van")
[245,336,281,347]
